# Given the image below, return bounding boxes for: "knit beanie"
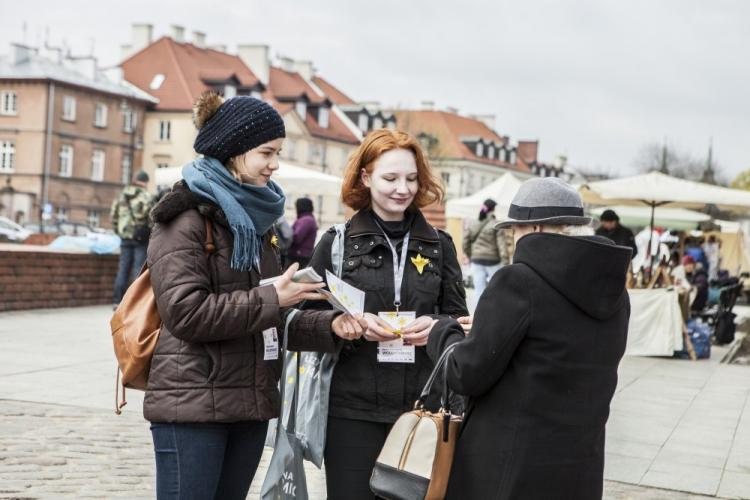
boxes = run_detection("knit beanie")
[134,170,149,183]
[192,92,286,163]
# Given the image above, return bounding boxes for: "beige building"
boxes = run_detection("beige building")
[0,43,155,228]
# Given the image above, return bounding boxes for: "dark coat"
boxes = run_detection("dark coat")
[144,181,338,423]
[289,212,318,258]
[688,267,709,311]
[304,209,469,423]
[428,233,632,500]
[596,223,638,258]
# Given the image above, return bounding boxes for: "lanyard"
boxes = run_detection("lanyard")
[374,222,410,312]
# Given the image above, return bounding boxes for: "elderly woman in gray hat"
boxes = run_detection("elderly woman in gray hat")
[427,177,632,500]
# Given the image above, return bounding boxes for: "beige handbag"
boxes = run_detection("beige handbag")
[370,344,461,500]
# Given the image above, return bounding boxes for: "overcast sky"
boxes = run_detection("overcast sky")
[3,0,748,179]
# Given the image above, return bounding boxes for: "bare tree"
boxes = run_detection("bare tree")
[632,141,725,185]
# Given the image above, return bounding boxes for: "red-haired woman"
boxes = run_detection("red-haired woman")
[303,129,469,499]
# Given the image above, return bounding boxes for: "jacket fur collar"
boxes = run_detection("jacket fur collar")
[150,181,229,227]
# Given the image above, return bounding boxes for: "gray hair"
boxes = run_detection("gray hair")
[539,224,595,237]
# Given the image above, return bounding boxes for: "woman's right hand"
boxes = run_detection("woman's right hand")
[272,263,325,308]
[361,313,400,342]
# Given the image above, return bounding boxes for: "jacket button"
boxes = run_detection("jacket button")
[418,245,423,251]
[434,249,439,254]
[369,241,374,245]
[354,244,359,249]
[378,255,383,259]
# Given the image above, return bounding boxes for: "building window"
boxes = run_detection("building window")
[0,91,17,115]
[158,120,171,141]
[318,107,330,128]
[94,102,108,128]
[123,110,136,133]
[224,84,237,98]
[56,206,69,222]
[149,74,165,90]
[87,210,101,228]
[91,149,105,181]
[121,153,132,184]
[440,172,451,187]
[286,139,297,161]
[386,120,396,129]
[357,113,368,132]
[373,117,383,129]
[295,100,307,120]
[476,142,484,157]
[308,143,322,165]
[488,147,495,160]
[250,90,263,100]
[0,140,15,172]
[59,145,74,177]
[62,96,76,121]
[156,162,170,169]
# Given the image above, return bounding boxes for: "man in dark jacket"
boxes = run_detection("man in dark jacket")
[428,177,632,500]
[596,209,637,258]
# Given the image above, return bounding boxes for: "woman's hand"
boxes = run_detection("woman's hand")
[332,314,368,341]
[401,315,438,346]
[457,315,472,335]
[272,262,325,308]
[361,313,400,342]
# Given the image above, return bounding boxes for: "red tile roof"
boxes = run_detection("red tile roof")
[121,37,262,111]
[312,76,355,105]
[394,110,532,173]
[268,67,327,104]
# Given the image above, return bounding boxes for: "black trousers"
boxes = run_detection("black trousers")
[324,416,392,500]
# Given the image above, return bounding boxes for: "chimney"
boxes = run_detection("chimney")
[237,44,270,85]
[420,100,435,110]
[192,31,206,48]
[67,55,98,81]
[170,25,185,43]
[292,60,315,81]
[121,23,153,61]
[11,43,36,65]
[554,155,567,169]
[279,56,294,72]
[445,106,459,115]
[209,44,227,53]
[471,114,497,130]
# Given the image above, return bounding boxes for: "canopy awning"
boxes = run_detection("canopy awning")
[589,205,710,231]
[445,173,523,219]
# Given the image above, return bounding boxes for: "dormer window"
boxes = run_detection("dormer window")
[488,147,495,160]
[476,142,484,157]
[373,117,383,129]
[224,85,237,98]
[295,100,307,120]
[358,113,368,132]
[251,90,263,100]
[318,107,330,128]
[387,121,396,129]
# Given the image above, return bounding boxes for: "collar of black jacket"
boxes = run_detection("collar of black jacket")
[348,208,439,243]
[512,232,632,320]
[150,180,229,227]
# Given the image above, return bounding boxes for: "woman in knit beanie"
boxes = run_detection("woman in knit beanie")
[144,92,367,500]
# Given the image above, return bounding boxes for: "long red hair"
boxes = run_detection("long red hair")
[341,129,444,210]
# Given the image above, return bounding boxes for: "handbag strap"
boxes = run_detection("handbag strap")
[415,342,458,412]
[278,309,300,432]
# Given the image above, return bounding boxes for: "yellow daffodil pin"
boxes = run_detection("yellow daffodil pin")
[271,235,279,247]
[411,253,430,274]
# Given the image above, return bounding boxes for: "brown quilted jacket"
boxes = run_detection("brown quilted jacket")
[143,181,338,423]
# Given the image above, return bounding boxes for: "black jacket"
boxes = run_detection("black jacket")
[428,233,632,500]
[688,268,709,311]
[304,209,468,423]
[596,223,638,258]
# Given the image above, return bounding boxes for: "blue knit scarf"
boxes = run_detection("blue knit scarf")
[183,156,286,271]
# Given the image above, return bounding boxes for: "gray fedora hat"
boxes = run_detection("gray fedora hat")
[496,177,591,228]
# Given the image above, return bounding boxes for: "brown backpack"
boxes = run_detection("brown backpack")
[110,217,216,414]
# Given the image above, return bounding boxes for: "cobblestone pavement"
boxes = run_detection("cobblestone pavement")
[1,306,745,499]
[0,399,724,500]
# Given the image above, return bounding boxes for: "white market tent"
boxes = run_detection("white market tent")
[154,160,343,196]
[445,173,523,219]
[589,205,710,231]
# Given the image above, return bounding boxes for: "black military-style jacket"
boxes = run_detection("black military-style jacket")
[304,208,468,423]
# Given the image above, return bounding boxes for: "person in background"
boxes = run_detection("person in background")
[272,215,294,268]
[462,198,509,307]
[427,177,631,500]
[685,236,709,270]
[111,170,155,306]
[595,209,638,258]
[682,255,709,312]
[287,197,317,268]
[703,234,721,281]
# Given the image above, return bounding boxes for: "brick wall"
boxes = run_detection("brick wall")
[0,247,118,311]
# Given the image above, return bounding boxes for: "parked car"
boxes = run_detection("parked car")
[0,217,32,242]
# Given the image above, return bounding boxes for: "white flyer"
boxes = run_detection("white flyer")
[262,327,279,361]
[377,311,416,363]
[259,267,324,286]
[324,270,365,315]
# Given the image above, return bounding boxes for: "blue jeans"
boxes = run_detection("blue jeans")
[150,421,268,500]
[113,239,147,304]
[470,262,503,309]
